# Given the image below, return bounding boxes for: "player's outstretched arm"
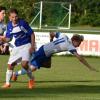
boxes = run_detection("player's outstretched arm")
[29,32,35,54]
[73,52,99,72]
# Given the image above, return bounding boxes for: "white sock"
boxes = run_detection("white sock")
[17,70,22,75]
[6,70,13,85]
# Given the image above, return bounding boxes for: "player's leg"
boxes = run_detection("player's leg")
[12,64,36,79]
[12,68,27,81]
[21,61,36,89]
[11,68,25,81]
[2,62,16,88]
[27,67,36,89]
[2,47,22,88]
[19,43,35,89]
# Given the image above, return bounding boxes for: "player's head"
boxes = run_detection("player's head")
[71,34,84,47]
[0,6,6,21]
[8,8,19,24]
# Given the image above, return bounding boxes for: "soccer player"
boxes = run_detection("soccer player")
[0,6,6,35]
[0,8,35,89]
[0,6,7,54]
[12,32,98,82]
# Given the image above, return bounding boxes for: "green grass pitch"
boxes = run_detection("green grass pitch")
[0,55,100,100]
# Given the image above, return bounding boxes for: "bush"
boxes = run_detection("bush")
[71,14,80,25]
[79,13,100,26]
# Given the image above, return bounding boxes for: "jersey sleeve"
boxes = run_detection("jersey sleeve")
[69,49,77,54]
[21,20,33,35]
[5,22,13,39]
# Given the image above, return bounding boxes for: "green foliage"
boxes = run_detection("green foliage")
[79,13,95,25]
[71,0,100,26]
[79,13,100,26]
[0,0,99,26]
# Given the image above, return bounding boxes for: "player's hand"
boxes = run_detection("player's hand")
[89,67,99,72]
[0,36,3,42]
[29,47,35,54]
[0,36,6,42]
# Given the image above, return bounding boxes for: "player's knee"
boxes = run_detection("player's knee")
[21,61,29,70]
[30,65,37,72]
[8,64,14,70]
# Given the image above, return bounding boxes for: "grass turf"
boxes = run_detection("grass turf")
[0,55,100,100]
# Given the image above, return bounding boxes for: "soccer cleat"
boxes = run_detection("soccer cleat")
[1,83,11,88]
[28,79,35,89]
[11,73,17,81]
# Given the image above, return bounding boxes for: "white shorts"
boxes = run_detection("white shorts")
[8,43,31,65]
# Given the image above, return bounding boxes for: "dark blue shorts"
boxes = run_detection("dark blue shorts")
[31,46,51,69]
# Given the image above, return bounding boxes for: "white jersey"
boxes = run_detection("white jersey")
[0,22,6,35]
[43,33,76,57]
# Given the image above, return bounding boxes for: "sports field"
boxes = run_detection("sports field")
[0,55,100,100]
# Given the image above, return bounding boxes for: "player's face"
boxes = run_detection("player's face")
[0,10,6,21]
[9,13,18,25]
[72,40,81,47]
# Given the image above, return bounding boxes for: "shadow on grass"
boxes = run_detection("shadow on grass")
[9,79,100,83]
[36,80,100,83]
[0,81,100,98]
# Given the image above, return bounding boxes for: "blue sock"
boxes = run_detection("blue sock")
[15,68,27,76]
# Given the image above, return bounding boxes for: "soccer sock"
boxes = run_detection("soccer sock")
[6,69,13,85]
[15,68,33,80]
[15,68,27,76]
[27,69,34,80]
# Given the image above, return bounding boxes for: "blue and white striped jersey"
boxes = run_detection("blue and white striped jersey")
[5,19,33,47]
[43,32,77,57]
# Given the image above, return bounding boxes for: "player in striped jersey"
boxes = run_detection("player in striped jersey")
[0,8,35,89]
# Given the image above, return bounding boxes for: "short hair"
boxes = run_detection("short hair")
[0,6,6,12]
[71,34,84,42]
[8,8,18,15]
